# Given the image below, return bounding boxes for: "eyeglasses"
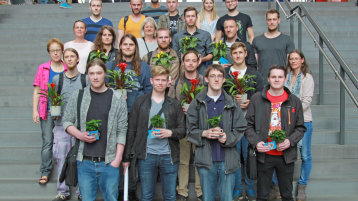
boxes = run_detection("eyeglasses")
[208,74,224,79]
[49,49,62,54]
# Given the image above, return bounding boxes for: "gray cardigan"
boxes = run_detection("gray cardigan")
[63,86,128,164]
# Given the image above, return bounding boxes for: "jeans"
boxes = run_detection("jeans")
[233,136,255,194]
[197,162,236,201]
[298,122,313,185]
[40,113,54,177]
[53,125,72,196]
[257,155,294,201]
[138,154,178,201]
[77,160,119,201]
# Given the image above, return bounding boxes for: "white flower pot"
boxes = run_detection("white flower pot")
[240,93,248,103]
[183,103,190,112]
[50,106,61,117]
[116,89,127,98]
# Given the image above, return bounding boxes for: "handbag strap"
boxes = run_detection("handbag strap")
[256,97,263,135]
[148,98,167,130]
[74,89,84,150]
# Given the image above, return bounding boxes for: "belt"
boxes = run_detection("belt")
[83,156,106,162]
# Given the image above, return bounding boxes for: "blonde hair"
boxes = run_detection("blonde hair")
[140,17,158,38]
[151,65,170,78]
[199,0,217,23]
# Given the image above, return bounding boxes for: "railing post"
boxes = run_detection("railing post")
[340,65,345,145]
[290,6,294,42]
[298,7,302,51]
[319,36,324,105]
[268,0,271,9]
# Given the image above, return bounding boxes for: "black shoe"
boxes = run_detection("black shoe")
[197,195,203,201]
[78,194,82,200]
[176,194,188,201]
[52,194,70,201]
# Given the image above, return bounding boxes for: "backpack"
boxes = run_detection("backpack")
[57,73,86,95]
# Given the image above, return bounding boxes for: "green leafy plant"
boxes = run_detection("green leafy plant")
[180,79,205,105]
[224,71,256,95]
[207,115,222,128]
[85,119,102,131]
[211,40,228,61]
[150,115,166,128]
[107,63,137,90]
[38,83,66,106]
[269,129,286,143]
[179,36,201,54]
[151,51,176,70]
[89,50,108,63]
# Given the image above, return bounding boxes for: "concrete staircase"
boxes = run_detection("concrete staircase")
[0,2,357,201]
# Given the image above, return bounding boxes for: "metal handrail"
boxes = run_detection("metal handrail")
[269,0,358,144]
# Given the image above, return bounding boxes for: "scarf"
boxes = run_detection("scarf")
[285,71,302,98]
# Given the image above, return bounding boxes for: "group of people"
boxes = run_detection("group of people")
[32,0,314,201]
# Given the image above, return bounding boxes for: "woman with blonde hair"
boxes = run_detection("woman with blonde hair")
[196,0,219,41]
[137,17,158,59]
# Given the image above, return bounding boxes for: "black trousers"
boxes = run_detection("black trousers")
[257,155,294,201]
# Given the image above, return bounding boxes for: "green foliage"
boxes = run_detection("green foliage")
[150,115,166,128]
[207,115,222,128]
[38,83,66,106]
[85,119,102,131]
[224,73,256,95]
[179,36,201,54]
[107,68,137,90]
[180,80,205,105]
[211,41,228,61]
[269,129,286,143]
[151,51,176,70]
[89,50,108,63]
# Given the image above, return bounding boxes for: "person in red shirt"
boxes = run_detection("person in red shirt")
[245,65,306,201]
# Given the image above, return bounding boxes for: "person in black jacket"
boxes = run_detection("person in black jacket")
[245,65,306,201]
[122,65,185,201]
[224,42,264,201]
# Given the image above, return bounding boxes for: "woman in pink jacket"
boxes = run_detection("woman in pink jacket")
[32,38,67,185]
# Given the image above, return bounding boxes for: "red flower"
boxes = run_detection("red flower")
[50,83,56,90]
[230,71,240,78]
[117,63,127,74]
[189,79,199,93]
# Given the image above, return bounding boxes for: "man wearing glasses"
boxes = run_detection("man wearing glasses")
[186,64,247,201]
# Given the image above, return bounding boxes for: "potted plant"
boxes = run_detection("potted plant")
[180,79,205,111]
[224,71,256,102]
[151,51,176,81]
[38,83,66,117]
[89,50,108,63]
[179,35,201,54]
[149,115,166,138]
[268,129,286,150]
[207,115,223,134]
[107,62,137,97]
[86,119,102,140]
[211,40,228,64]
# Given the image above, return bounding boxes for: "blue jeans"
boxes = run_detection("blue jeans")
[197,162,235,201]
[40,113,54,177]
[77,160,119,201]
[233,136,255,194]
[298,122,313,185]
[138,154,178,201]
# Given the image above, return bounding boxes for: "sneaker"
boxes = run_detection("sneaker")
[59,2,72,8]
[77,195,82,201]
[176,194,188,201]
[296,184,307,201]
[233,192,244,201]
[52,194,70,201]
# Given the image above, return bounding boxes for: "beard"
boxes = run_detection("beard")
[228,6,237,12]
[158,43,169,50]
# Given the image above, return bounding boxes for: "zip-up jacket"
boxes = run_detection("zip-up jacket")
[245,86,306,164]
[123,93,186,163]
[186,88,247,174]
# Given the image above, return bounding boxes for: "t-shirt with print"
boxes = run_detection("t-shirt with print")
[266,90,288,156]
[117,15,146,38]
[169,14,179,36]
[216,13,253,43]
